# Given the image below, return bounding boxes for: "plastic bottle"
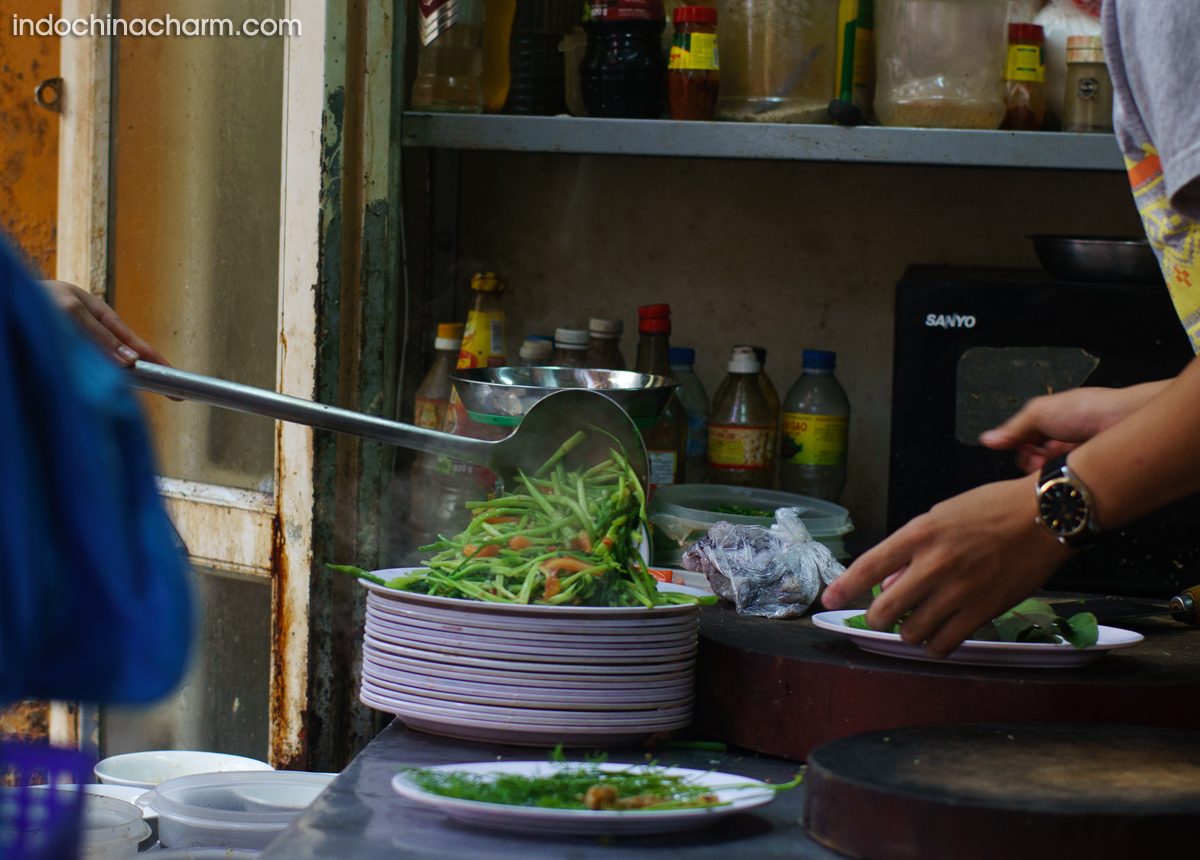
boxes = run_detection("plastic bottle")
[414,323,465,430]
[707,346,775,488]
[581,0,667,119]
[412,0,487,113]
[779,349,850,502]
[518,335,554,366]
[482,0,518,112]
[669,347,709,483]
[711,344,778,418]
[554,327,590,367]
[584,318,626,370]
[634,304,688,490]
[410,322,466,552]
[1000,22,1046,131]
[435,273,511,540]
[504,0,572,115]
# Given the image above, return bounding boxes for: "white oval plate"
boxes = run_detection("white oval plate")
[361,690,692,735]
[363,608,698,646]
[359,681,693,725]
[390,762,776,836]
[365,592,699,633]
[362,640,696,675]
[361,659,693,700]
[378,709,678,747]
[362,572,699,619]
[361,671,693,711]
[361,648,694,687]
[363,622,696,662]
[811,610,1145,668]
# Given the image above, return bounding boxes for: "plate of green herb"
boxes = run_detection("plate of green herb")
[812,600,1143,668]
[391,759,797,835]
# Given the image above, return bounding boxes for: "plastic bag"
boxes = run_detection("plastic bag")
[1035,0,1102,128]
[681,508,845,619]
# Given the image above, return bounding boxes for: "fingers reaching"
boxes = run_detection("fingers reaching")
[979,397,1050,450]
[821,532,914,613]
[42,280,171,368]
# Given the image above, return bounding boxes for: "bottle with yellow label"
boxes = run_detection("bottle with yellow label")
[780,350,850,502]
[1000,22,1046,131]
[707,346,776,489]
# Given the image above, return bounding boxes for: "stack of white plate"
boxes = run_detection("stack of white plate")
[357,575,700,746]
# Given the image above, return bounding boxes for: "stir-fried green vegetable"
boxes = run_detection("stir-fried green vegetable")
[402,755,802,812]
[843,598,1100,649]
[330,429,717,608]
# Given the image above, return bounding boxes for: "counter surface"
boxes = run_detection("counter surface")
[260,722,841,859]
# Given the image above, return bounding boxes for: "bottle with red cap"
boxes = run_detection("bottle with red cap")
[635,304,689,490]
[668,6,719,121]
[1000,22,1046,131]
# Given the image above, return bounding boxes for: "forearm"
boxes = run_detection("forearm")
[1070,356,1200,529]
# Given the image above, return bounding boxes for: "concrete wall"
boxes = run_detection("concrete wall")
[451,151,1143,546]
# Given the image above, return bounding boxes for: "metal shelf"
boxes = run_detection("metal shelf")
[401,112,1125,171]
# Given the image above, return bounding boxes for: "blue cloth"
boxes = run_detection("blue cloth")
[0,241,191,703]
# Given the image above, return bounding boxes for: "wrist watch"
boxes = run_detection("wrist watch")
[1035,454,1102,549]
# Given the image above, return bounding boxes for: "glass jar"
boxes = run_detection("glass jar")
[1000,22,1046,131]
[715,0,837,123]
[581,0,667,119]
[412,0,486,113]
[1062,36,1112,134]
[554,327,590,367]
[875,0,1008,130]
[584,318,626,369]
[668,6,720,121]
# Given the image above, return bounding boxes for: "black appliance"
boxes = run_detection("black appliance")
[888,266,1199,599]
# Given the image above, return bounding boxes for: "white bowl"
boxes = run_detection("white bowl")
[94,751,273,790]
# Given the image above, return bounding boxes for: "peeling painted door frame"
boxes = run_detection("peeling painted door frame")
[55,0,405,772]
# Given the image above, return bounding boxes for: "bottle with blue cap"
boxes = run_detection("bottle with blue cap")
[669,347,709,482]
[780,350,851,501]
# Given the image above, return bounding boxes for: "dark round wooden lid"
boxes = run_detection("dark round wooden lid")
[802,723,1200,860]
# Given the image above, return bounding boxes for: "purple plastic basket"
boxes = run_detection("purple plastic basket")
[0,742,94,860]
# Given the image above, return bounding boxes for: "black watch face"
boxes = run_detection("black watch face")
[1039,479,1088,537]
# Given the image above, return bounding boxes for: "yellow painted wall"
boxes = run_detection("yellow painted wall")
[0,0,59,277]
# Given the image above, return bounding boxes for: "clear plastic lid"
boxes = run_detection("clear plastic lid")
[150,772,334,829]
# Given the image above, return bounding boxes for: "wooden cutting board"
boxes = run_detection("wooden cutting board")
[802,723,1200,860]
[694,601,1200,761]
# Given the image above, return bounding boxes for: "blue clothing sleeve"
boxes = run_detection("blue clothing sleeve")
[0,241,192,703]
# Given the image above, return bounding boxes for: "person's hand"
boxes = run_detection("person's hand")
[979,382,1167,473]
[40,280,170,368]
[821,475,1074,658]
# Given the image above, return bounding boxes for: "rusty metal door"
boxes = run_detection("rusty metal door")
[54,0,405,771]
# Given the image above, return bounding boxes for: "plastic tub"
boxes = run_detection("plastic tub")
[149,771,334,850]
[648,484,853,564]
[94,751,273,790]
[79,795,150,860]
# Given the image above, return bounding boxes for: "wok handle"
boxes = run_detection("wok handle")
[128,362,493,466]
